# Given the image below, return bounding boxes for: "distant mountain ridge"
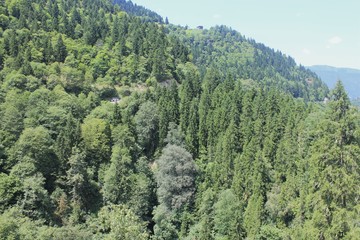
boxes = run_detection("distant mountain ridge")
[111,2,329,101]
[167,25,328,101]
[308,65,360,99]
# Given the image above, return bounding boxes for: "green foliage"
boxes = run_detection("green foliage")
[135,101,159,156]
[164,122,185,147]
[93,204,149,240]
[329,80,351,121]
[0,208,38,240]
[299,80,360,238]
[152,204,179,240]
[155,144,196,211]
[54,35,67,63]
[172,25,328,100]
[103,145,133,204]
[244,193,264,238]
[213,189,244,239]
[256,225,284,240]
[113,0,163,23]
[66,147,88,222]
[10,126,58,180]
[81,118,111,166]
[0,92,25,149]
[186,188,215,240]
[157,83,180,146]
[0,0,357,238]
[0,173,21,212]
[36,225,93,240]
[18,173,53,220]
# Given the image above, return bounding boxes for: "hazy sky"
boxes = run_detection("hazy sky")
[130,0,360,69]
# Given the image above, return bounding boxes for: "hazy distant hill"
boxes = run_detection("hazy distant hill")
[308,65,360,99]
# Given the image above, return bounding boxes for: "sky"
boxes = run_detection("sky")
[130,0,360,69]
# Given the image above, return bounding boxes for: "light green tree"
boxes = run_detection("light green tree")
[94,204,149,240]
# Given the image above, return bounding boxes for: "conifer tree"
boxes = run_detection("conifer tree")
[179,63,200,133]
[111,15,120,46]
[103,145,133,204]
[55,113,79,168]
[66,147,87,223]
[50,0,59,31]
[185,99,199,157]
[43,36,53,63]
[110,103,122,126]
[303,81,360,238]
[54,34,67,62]
[214,189,244,239]
[21,47,33,75]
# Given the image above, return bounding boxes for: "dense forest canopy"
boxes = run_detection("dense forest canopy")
[0,0,359,239]
[168,25,328,101]
[112,0,163,23]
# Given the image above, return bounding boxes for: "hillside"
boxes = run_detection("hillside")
[170,25,328,101]
[113,0,163,22]
[308,65,360,99]
[0,0,359,239]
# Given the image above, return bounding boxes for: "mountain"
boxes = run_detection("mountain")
[308,65,360,99]
[115,1,329,101]
[0,0,358,239]
[170,25,328,101]
[113,0,163,22]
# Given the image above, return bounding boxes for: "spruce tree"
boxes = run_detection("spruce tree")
[43,36,53,63]
[54,35,67,62]
[21,48,33,75]
[303,81,360,238]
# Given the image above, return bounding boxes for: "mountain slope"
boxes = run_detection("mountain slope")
[308,65,360,99]
[0,0,358,239]
[108,4,329,100]
[168,25,329,101]
[113,0,163,22]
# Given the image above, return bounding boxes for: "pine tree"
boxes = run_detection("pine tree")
[157,83,180,146]
[70,7,81,24]
[213,189,244,239]
[43,36,53,63]
[111,15,120,46]
[66,147,88,223]
[329,80,350,122]
[179,63,200,133]
[54,35,67,62]
[185,99,199,157]
[55,114,79,168]
[50,0,59,31]
[303,81,360,238]
[198,67,221,149]
[186,188,215,240]
[83,18,98,45]
[103,145,133,204]
[8,30,18,57]
[21,48,33,75]
[110,103,122,126]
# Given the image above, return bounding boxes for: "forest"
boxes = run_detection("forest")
[0,0,359,239]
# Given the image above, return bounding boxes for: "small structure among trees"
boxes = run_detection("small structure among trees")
[110,97,120,104]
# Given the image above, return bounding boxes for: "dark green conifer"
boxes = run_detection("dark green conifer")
[54,34,67,62]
